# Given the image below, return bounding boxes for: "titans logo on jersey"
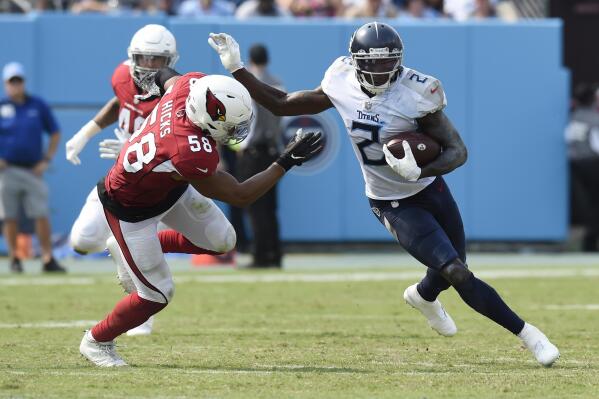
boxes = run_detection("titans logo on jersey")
[321,56,447,200]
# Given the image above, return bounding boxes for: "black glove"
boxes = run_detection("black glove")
[276,129,323,171]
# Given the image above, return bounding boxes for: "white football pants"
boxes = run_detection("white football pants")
[71,185,236,303]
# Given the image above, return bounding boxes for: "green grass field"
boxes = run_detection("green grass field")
[1,254,599,398]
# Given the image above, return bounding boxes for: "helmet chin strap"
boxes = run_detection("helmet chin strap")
[357,67,402,96]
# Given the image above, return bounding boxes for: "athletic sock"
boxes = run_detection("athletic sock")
[417,268,451,302]
[158,230,223,255]
[453,273,525,335]
[91,292,166,342]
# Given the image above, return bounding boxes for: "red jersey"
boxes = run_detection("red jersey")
[100,73,219,221]
[111,62,160,135]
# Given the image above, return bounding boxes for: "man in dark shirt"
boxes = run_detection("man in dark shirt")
[237,44,284,268]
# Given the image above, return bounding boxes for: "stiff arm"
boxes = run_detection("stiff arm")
[231,68,334,116]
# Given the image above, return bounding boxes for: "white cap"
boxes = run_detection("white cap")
[3,62,25,81]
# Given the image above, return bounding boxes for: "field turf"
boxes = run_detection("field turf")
[1,254,598,398]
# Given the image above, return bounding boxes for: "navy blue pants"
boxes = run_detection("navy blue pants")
[370,177,527,334]
[369,177,465,270]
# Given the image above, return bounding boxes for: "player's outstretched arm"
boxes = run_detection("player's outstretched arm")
[189,131,322,207]
[416,110,467,178]
[65,97,120,165]
[190,167,285,208]
[208,33,333,116]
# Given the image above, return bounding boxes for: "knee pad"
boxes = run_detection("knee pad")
[155,278,175,303]
[107,236,174,304]
[205,220,236,253]
[70,229,104,254]
[440,259,472,287]
[70,220,107,254]
[137,276,174,304]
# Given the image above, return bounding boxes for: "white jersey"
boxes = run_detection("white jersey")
[321,56,447,200]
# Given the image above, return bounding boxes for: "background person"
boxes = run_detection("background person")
[565,83,599,251]
[237,44,284,268]
[0,62,65,273]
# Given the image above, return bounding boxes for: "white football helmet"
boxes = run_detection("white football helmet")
[128,24,179,95]
[185,75,254,145]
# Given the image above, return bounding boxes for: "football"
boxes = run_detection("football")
[386,131,441,167]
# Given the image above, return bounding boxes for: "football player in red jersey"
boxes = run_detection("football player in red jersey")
[66,25,179,336]
[78,68,322,367]
[68,24,179,254]
[66,24,178,165]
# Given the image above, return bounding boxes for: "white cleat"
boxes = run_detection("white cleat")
[403,283,457,337]
[126,316,154,336]
[518,322,560,367]
[80,330,128,367]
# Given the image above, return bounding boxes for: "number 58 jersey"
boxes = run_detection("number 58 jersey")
[101,73,219,221]
[321,57,446,200]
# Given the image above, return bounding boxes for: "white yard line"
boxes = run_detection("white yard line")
[544,304,599,310]
[0,320,97,329]
[0,277,96,286]
[2,268,599,286]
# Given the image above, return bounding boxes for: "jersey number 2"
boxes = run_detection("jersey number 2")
[351,121,386,165]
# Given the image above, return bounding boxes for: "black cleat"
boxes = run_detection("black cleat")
[10,258,23,273]
[42,258,66,273]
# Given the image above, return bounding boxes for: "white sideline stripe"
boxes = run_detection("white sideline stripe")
[2,268,599,287]
[177,268,599,283]
[544,304,599,310]
[0,277,95,286]
[0,320,97,329]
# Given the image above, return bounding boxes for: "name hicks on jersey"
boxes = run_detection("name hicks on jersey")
[160,100,173,138]
[357,110,380,123]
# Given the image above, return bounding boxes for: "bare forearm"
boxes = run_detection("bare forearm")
[417,111,467,178]
[232,68,332,116]
[233,163,285,207]
[46,133,61,160]
[93,97,120,129]
[419,145,467,178]
[191,164,285,208]
[232,68,286,113]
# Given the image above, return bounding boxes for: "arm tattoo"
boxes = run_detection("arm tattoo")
[417,111,468,178]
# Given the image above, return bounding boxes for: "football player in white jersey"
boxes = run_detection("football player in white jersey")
[208,22,560,367]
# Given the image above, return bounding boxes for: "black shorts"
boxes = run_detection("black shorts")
[369,177,466,270]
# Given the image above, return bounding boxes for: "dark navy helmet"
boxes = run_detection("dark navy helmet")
[349,22,403,95]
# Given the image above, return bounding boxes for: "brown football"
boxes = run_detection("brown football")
[386,131,441,167]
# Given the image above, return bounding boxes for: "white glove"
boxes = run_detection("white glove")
[112,127,129,143]
[208,33,244,73]
[65,120,101,165]
[98,128,128,160]
[99,139,123,160]
[383,141,421,182]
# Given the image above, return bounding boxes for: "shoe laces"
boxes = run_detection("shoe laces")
[97,341,121,361]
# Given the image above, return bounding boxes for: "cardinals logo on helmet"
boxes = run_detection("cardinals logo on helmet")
[206,88,226,122]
